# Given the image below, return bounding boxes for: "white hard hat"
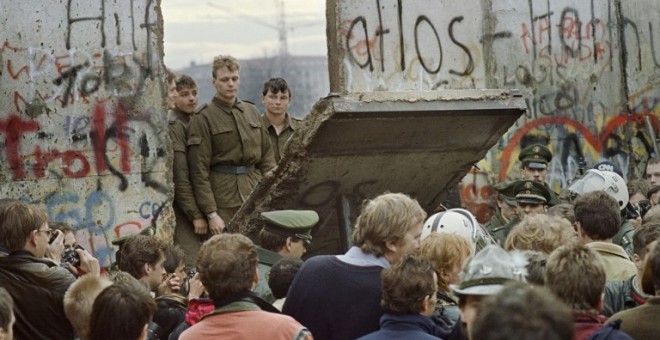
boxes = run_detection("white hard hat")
[568,169,628,210]
[421,208,478,242]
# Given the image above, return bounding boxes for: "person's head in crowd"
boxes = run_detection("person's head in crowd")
[163,244,186,289]
[261,78,292,117]
[648,185,660,206]
[211,55,240,105]
[627,179,651,229]
[0,201,50,256]
[352,193,426,264]
[645,156,660,187]
[174,74,198,115]
[50,221,78,251]
[197,234,258,302]
[641,240,660,295]
[521,250,548,285]
[421,208,493,253]
[268,257,304,301]
[89,282,156,340]
[380,254,437,317]
[166,68,177,110]
[258,210,318,259]
[472,282,573,340]
[0,198,20,253]
[518,144,552,183]
[63,274,112,339]
[634,223,660,276]
[574,190,621,242]
[628,179,650,205]
[504,214,577,254]
[118,235,167,292]
[545,243,605,314]
[492,181,518,222]
[0,287,14,340]
[546,203,576,225]
[642,204,660,224]
[419,232,473,294]
[451,245,528,339]
[514,180,551,220]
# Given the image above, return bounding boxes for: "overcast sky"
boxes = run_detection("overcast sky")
[162,0,327,70]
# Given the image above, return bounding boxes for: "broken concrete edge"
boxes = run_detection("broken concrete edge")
[230,95,337,239]
[229,89,525,240]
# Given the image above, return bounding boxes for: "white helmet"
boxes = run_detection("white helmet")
[568,169,628,210]
[421,208,495,252]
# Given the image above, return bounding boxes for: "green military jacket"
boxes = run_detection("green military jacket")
[187,97,276,213]
[546,182,561,206]
[168,109,203,222]
[487,217,519,247]
[483,212,507,232]
[613,220,634,260]
[253,246,282,303]
[261,113,301,162]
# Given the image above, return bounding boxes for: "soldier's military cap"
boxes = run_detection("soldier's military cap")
[518,144,552,169]
[514,180,552,205]
[493,181,517,206]
[260,210,319,244]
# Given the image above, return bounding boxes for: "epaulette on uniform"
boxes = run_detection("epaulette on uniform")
[242,99,255,105]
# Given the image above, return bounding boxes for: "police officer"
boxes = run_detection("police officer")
[261,78,302,162]
[169,75,207,268]
[187,55,276,235]
[484,181,518,236]
[518,144,560,206]
[490,180,552,246]
[254,210,319,302]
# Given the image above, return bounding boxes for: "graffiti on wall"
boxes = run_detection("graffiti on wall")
[0,0,169,266]
[333,0,660,222]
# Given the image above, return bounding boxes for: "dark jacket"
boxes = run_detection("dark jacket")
[358,313,438,340]
[153,294,188,340]
[0,251,76,340]
[602,275,650,317]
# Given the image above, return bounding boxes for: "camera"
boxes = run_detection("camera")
[61,245,84,267]
[49,230,59,244]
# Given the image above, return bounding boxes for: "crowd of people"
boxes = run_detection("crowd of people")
[1,54,659,340]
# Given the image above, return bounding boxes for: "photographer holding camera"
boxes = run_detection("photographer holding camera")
[0,201,100,339]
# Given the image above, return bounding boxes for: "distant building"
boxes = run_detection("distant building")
[178,55,329,118]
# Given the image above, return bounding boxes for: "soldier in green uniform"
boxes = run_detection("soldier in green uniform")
[187,55,276,234]
[253,210,318,302]
[490,180,552,246]
[260,78,302,162]
[483,181,518,236]
[168,75,207,268]
[518,144,560,206]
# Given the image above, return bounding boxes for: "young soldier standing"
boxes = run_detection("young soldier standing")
[260,78,302,162]
[168,74,207,267]
[187,55,276,234]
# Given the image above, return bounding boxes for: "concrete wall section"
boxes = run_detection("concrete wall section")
[330,0,660,222]
[0,0,170,266]
[328,0,485,92]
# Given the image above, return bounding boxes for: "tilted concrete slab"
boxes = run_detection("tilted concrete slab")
[231,89,525,256]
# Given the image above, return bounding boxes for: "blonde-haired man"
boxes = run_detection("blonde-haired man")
[64,274,113,339]
[187,55,275,235]
[283,192,427,340]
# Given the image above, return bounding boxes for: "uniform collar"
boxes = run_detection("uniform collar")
[212,96,244,113]
[167,108,190,124]
[262,113,296,131]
